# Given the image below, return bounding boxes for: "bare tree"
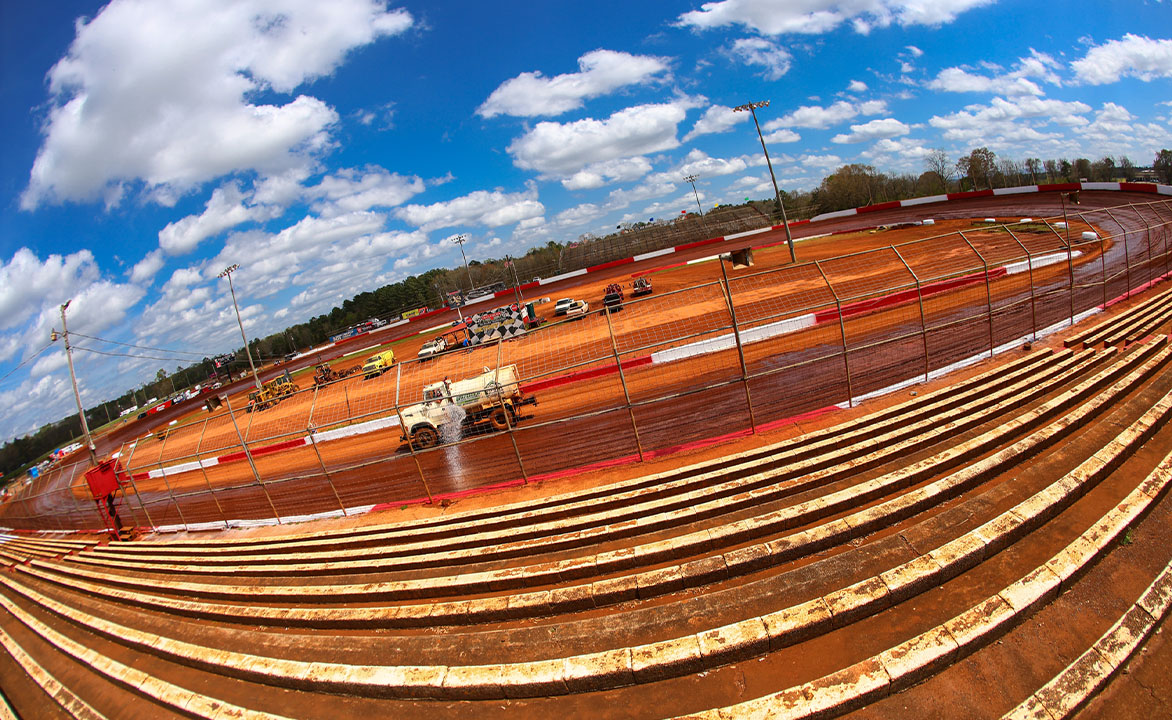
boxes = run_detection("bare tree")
[1043,159,1058,182]
[1118,156,1136,182]
[924,148,951,193]
[1024,158,1041,184]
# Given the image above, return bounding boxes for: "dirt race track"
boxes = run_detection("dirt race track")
[6,190,1171,531]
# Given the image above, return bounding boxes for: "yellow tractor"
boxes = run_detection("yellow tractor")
[246,373,300,413]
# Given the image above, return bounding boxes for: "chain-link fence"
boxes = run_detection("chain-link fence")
[3,198,1170,532]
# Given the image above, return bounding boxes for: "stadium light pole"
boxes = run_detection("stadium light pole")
[218,264,261,390]
[54,300,98,466]
[734,100,796,263]
[683,174,704,216]
[452,234,476,291]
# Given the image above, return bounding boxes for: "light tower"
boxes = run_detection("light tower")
[218,264,261,390]
[733,100,796,263]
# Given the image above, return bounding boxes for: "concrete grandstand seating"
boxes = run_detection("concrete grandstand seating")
[2,350,1171,711]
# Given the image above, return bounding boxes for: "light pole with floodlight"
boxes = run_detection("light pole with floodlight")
[452,234,476,292]
[53,300,98,466]
[734,100,796,263]
[218,264,261,390]
[683,174,704,216]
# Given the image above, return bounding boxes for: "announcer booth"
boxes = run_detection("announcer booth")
[83,459,135,541]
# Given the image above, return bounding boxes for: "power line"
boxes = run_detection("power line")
[68,332,209,358]
[71,345,201,364]
[0,342,54,387]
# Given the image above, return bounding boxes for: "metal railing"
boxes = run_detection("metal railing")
[3,199,1169,532]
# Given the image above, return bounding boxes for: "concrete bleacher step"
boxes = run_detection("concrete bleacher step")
[94,348,1068,559]
[1066,285,1172,349]
[56,348,1116,578]
[20,342,1161,622]
[1,390,1168,717]
[0,349,1168,717]
[11,340,1167,651]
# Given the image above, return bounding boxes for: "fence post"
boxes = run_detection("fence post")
[154,427,189,531]
[959,231,995,357]
[814,261,853,408]
[1045,218,1077,324]
[1128,204,1156,288]
[495,340,530,478]
[603,304,647,459]
[224,394,283,524]
[717,261,758,433]
[1101,209,1131,300]
[109,442,145,532]
[193,419,229,530]
[118,435,156,531]
[303,386,348,515]
[393,363,433,503]
[1003,229,1038,340]
[891,246,930,381]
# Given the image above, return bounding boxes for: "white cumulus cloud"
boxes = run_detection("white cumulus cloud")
[683,105,749,142]
[477,49,670,118]
[508,99,703,176]
[158,183,275,255]
[22,0,413,209]
[677,0,994,36]
[396,188,545,232]
[1071,34,1172,85]
[729,37,792,80]
[763,99,886,130]
[832,118,911,143]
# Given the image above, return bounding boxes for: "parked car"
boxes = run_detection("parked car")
[566,300,589,318]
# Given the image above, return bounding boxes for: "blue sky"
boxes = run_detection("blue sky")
[2,0,1171,444]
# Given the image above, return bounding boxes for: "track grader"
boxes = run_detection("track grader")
[246,373,300,413]
[312,363,358,386]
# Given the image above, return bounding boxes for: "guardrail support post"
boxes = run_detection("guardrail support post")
[224,394,283,524]
[154,427,189,531]
[394,363,433,503]
[814,261,853,407]
[959,231,996,358]
[891,247,930,381]
[604,305,647,459]
[496,340,530,478]
[1003,229,1038,341]
[718,259,758,433]
[193,418,229,529]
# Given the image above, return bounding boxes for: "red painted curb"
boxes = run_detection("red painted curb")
[1037,182,1081,193]
[587,257,635,273]
[814,268,1007,324]
[857,200,902,214]
[1120,182,1158,194]
[520,355,653,394]
[674,236,725,252]
[1102,269,1172,309]
[946,189,995,200]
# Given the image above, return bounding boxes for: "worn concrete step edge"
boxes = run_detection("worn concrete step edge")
[2,387,1168,704]
[1001,562,1172,720]
[675,442,1172,720]
[107,348,1062,554]
[27,342,1166,613]
[62,348,1110,578]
